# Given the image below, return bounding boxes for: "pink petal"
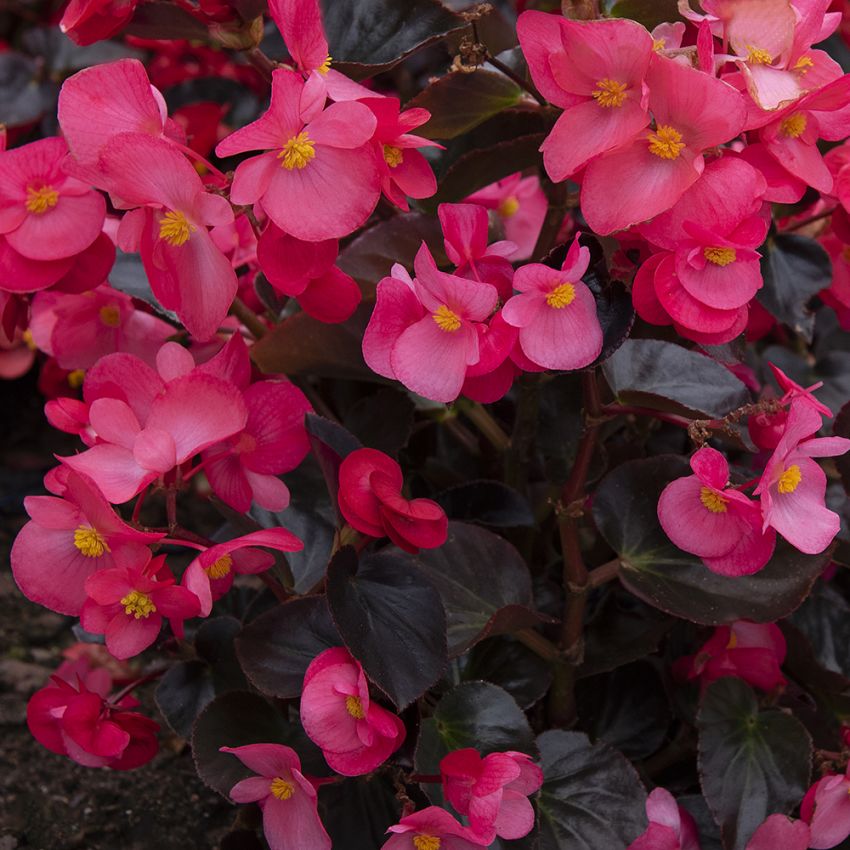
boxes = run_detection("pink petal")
[220,743,301,778]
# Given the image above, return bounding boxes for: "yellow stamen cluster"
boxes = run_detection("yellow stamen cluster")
[99,305,121,327]
[699,487,728,514]
[279,131,316,170]
[704,247,737,267]
[383,145,404,168]
[67,369,86,389]
[318,55,332,75]
[270,777,295,800]
[794,55,814,73]
[592,78,627,109]
[652,38,666,52]
[648,125,685,160]
[206,554,233,580]
[726,630,738,650]
[498,196,520,218]
[25,185,59,215]
[747,46,773,65]
[73,526,110,558]
[433,305,462,333]
[546,282,576,309]
[22,329,36,351]
[413,836,441,850]
[120,590,157,619]
[159,211,196,247]
[778,464,802,494]
[781,113,807,139]
[345,695,366,719]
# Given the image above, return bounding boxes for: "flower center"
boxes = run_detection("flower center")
[648,125,684,160]
[747,45,773,64]
[498,196,520,218]
[279,131,316,170]
[120,590,156,619]
[546,282,576,309]
[73,526,110,557]
[592,78,627,108]
[843,245,850,264]
[345,695,366,719]
[725,630,738,650]
[25,184,59,215]
[652,38,666,51]
[794,55,814,73]
[432,305,461,333]
[699,487,728,514]
[704,247,737,266]
[383,145,403,168]
[781,113,807,139]
[22,329,36,351]
[67,369,86,389]
[318,54,332,74]
[270,777,295,800]
[206,554,233,580]
[159,211,196,247]
[99,305,121,327]
[778,464,802,494]
[413,836,441,850]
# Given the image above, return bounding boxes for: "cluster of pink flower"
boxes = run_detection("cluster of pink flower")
[519,1,850,345]
[219,645,543,850]
[658,365,850,574]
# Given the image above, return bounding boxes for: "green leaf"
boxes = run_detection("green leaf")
[326,547,448,709]
[605,0,681,28]
[513,730,647,850]
[603,339,751,418]
[235,596,341,698]
[410,521,547,655]
[698,678,812,850]
[593,456,829,624]
[406,70,523,140]
[758,233,832,341]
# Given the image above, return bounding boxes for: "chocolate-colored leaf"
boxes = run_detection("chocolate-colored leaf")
[436,480,535,527]
[463,637,553,709]
[156,661,215,740]
[318,775,402,850]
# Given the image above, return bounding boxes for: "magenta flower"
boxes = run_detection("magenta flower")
[60,0,140,46]
[216,69,380,241]
[183,528,304,617]
[673,621,787,693]
[203,379,313,514]
[582,54,746,234]
[299,646,406,776]
[627,788,700,850]
[81,553,200,659]
[440,748,543,843]
[11,469,163,616]
[658,446,776,576]
[754,398,850,554]
[221,743,331,850]
[465,173,548,261]
[383,807,485,850]
[338,447,448,553]
[28,672,158,770]
[802,762,850,848]
[268,0,330,78]
[746,814,810,850]
[501,234,603,371]
[0,137,105,264]
[95,132,237,341]
[517,12,653,181]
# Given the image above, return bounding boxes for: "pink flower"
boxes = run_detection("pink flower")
[299,647,406,776]
[801,763,850,849]
[256,224,361,323]
[581,54,746,234]
[221,743,331,850]
[60,0,139,46]
[465,173,548,261]
[440,748,544,843]
[754,398,850,554]
[216,69,380,241]
[61,345,248,503]
[627,788,700,850]
[28,670,158,770]
[745,814,810,850]
[362,97,439,211]
[501,234,603,371]
[673,620,787,692]
[203,379,313,514]
[439,203,516,299]
[81,553,200,659]
[338,448,448,552]
[0,137,105,263]
[11,470,162,616]
[517,12,653,181]
[362,247,498,403]
[268,0,330,78]
[383,807,485,850]
[769,361,832,416]
[183,528,304,617]
[95,132,237,341]
[658,446,776,576]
